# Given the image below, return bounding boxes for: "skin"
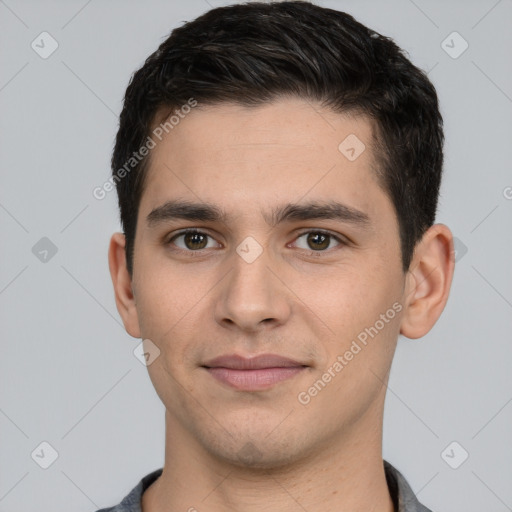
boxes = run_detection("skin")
[109,97,455,512]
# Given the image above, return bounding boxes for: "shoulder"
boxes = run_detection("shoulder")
[384,460,435,512]
[94,468,163,512]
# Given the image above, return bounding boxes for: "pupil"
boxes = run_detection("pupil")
[185,232,207,250]
[308,233,329,250]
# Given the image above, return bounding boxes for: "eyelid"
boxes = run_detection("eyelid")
[167,228,222,249]
[291,229,347,250]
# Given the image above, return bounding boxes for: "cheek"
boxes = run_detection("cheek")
[348,288,403,376]
[134,234,206,311]
[302,258,403,355]
[133,259,218,381]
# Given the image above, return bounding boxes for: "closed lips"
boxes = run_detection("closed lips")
[202,354,307,370]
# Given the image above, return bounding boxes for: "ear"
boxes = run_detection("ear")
[108,232,141,338]
[400,224,455,339]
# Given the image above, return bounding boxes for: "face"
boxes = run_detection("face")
[122,98,410,467]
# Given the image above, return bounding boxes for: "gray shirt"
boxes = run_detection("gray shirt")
[95,460,433,512]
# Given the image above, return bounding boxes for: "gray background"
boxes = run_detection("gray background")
[1,0,511,510]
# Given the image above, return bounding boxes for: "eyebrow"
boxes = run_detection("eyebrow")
[146,199,371,229]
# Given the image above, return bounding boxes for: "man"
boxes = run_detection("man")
[102,1,454,511]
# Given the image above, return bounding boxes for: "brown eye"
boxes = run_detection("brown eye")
[183,232,208,250]
[293,231,342,252]
[306,232,330,250]
[169,230,218,251]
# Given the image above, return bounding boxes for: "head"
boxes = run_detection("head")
[109,1,454,469]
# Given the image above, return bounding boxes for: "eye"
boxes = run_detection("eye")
[168,229,220,251]
[166,228,346,254]
[292,230,343,252]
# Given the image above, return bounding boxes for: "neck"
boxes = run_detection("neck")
[142,402,394,512]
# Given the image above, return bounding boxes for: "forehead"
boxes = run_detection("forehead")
[139,98,390,227]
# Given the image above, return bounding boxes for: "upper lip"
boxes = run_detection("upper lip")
[202,354,307,370]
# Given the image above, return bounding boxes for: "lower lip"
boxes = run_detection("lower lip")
[204,367,306,391]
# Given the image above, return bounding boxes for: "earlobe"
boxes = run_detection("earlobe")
[108,232,141,338]
[399,224,455,340]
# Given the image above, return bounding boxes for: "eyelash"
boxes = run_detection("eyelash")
[166,228,347,255]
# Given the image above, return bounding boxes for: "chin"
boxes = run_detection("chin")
[203,432,312,472]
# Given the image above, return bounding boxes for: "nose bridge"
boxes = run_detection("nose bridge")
[214,237,291,330]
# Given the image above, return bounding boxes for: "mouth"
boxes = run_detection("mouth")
[201,353,308,391]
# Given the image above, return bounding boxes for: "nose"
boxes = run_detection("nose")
[214,243,292,333]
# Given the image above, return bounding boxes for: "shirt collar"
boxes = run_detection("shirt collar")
[384,460,434,512]
[105,460,433,512]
